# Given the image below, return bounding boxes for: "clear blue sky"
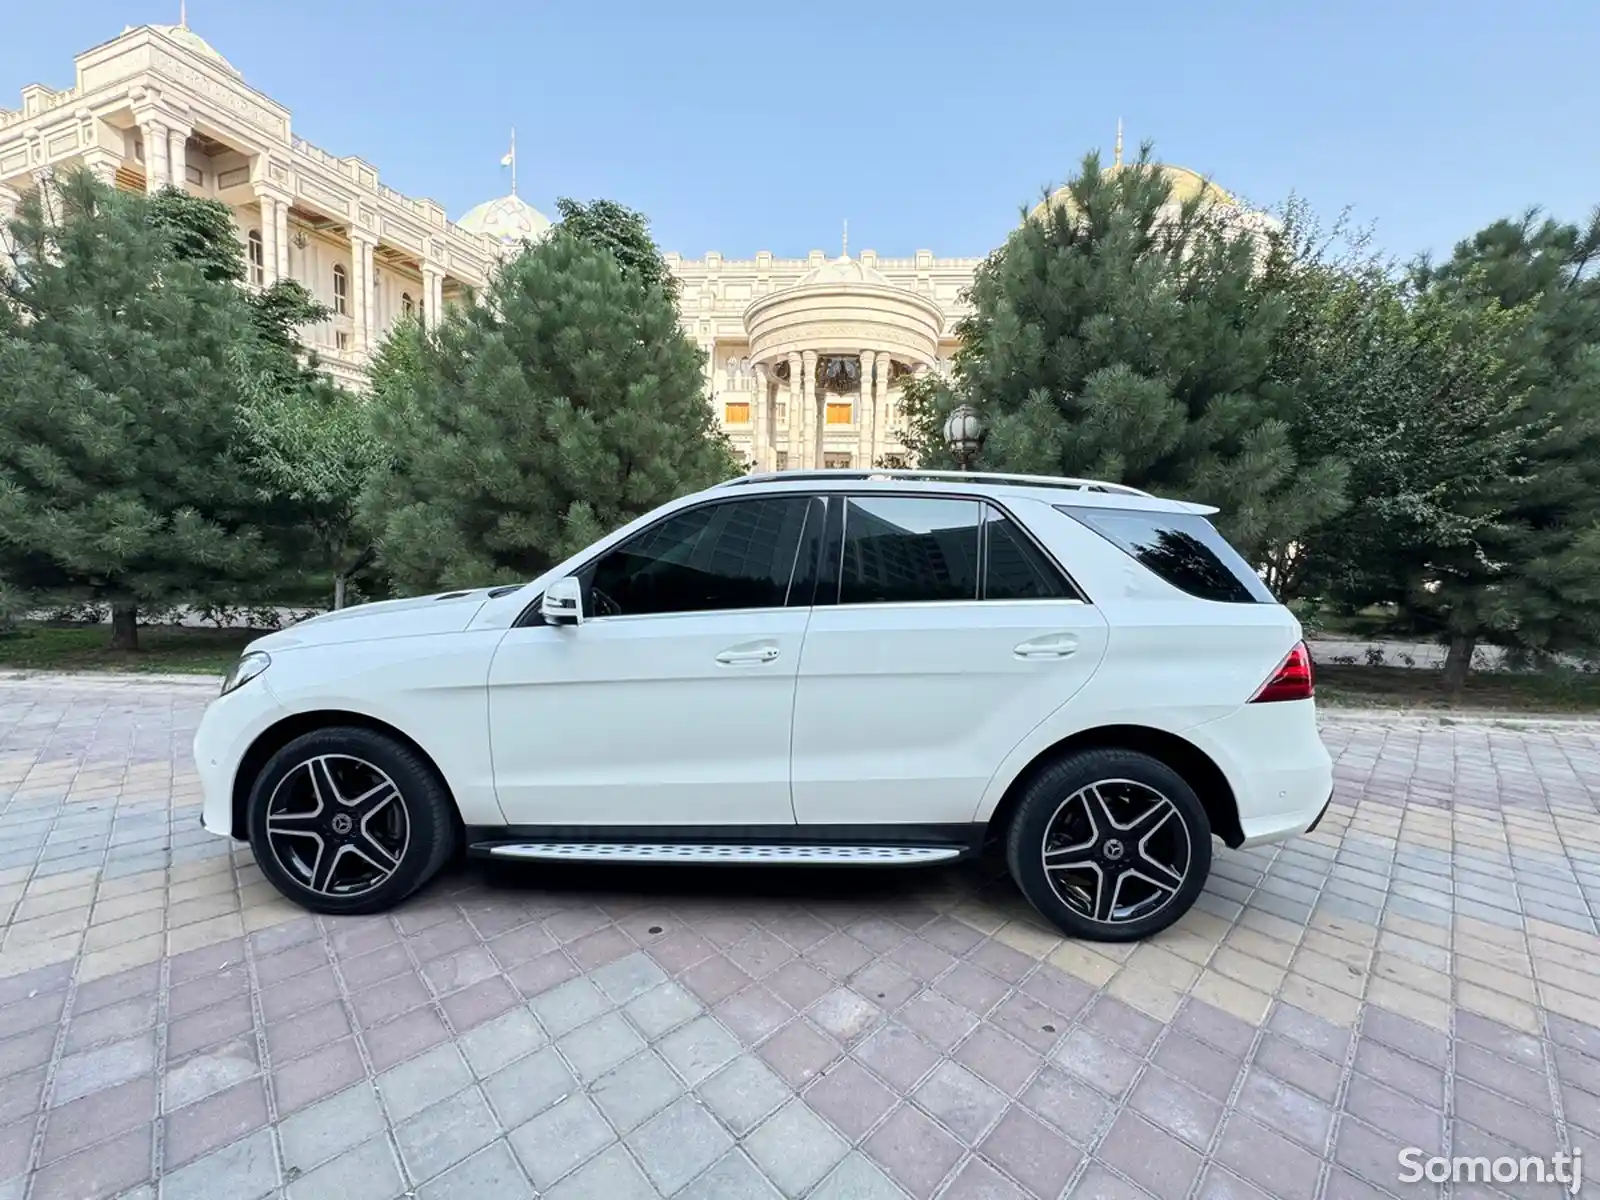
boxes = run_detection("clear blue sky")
[6,1,1597,263]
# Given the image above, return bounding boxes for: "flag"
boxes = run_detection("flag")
[500,150,514,167]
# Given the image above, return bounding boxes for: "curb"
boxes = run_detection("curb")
[0,669,220,690]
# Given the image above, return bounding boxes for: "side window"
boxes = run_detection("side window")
[984,506,1074,600]
[580,497,812,618]
[1059,506,1275,604]
[839,496,981,605]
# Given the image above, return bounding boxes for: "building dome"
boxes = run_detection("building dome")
[794,254,894,290]
[456,193,553,251]
[145,24,242,77]
[1030,163,1235,221]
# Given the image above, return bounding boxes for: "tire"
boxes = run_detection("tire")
[1005,747,1212,942]
[246,726,458,916]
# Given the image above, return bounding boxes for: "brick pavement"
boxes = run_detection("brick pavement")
[4,675,1600,1198]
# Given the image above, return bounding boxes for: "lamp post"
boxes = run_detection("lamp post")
[943,404,984,471]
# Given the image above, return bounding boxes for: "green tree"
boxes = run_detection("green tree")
[554,197,679,300]
[900,149,1346,561]
[1400,211,1600,689]
[0,170,277,648]
[360,228,737,593]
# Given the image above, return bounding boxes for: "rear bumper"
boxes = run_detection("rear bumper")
[1184,699,1333,849]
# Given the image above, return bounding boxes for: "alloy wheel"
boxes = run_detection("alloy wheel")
[1039,778,1191,926]
[263,754,410,898]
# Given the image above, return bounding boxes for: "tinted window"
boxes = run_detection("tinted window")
[839,497,981,605]
[984,506,1074,600]
[583,497,811,617]
[1059,506,1275,604]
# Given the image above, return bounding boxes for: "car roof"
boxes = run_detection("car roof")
[705,470,1219,516]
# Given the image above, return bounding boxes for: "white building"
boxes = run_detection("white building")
[1,19,1255,470]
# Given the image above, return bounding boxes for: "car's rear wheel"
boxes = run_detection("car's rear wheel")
[1005,747,1212,942]
[246,727,458,916]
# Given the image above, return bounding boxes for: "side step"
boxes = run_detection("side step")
[480,842,963,866]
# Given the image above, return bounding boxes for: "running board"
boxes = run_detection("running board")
[479,842,963,866]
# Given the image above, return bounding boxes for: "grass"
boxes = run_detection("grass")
[1316,663,1600,714]
[0,623,259,675]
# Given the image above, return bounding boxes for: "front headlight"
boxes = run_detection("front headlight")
[220,651,271,697]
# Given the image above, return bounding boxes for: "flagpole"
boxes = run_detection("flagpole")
[510,127,517,197]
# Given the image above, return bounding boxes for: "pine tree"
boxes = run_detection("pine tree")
[1403,212,1600,689]
[0,170,277,648]
[554,197,679,300]
[360,228,737,593]
[900,150,1346,561]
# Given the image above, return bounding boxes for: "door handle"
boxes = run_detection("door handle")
[716,646,781,665]
[1013,635,1078,660]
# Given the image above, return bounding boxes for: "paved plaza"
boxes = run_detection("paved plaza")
[3,676,1600,1198]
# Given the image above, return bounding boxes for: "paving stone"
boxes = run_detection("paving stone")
[377,1044,474,1124]
[159,1127,278,1200]
[506,1093,613,1189]
[626,1095,735,1194]
[557,1010,646,1081]
[541,1144,654,1200]
[864,1103,963,1199]
[279,1084,386,1175]
[590,1048,684,1132]
[482,1045,576,1128]
[284,1136,403,1200]
[660,1015,743,1085]
[678,1150,786,1200]
[745,1098,849,1196]
[395,1086,501,1184]
[698,1054,793,1135]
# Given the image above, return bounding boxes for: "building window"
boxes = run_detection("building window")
[724,402,751,425]
[824,453,853,469]
[401,292,414,318]
[826,402,852,426]
[776,403,787,425]
[332,264,348,315]
[775,452,789,471]
[336,331,350,351]
[247,230,264,286]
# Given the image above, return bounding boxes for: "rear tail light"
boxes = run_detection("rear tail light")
[1250,641,1314,703]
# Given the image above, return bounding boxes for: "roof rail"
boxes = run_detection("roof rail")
[714,468,1153,498]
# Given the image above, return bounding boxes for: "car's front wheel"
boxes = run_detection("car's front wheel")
[246,726,458,916]
[1006,747,1212,942]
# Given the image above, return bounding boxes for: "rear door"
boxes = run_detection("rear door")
[790,494,1109,827]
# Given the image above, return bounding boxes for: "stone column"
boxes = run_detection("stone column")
[140,119,169,192]
[0,183,21,250]
[350,233,374,352]
[254,192,278,285]
[801,350,818,469]
[167,125,190,189]
[273,199,290,283]
[872,355,891,466]
[422,266,444,328]
[786,352,803,469]
[80,152,120,188]
[858,351,877,469]
[752,364,770,471]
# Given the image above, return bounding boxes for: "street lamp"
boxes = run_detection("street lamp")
[943,404,984,471]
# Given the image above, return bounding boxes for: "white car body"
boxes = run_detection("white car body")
[195,470,1333,937]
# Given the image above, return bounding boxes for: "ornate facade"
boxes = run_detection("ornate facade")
[1,22,1254,470]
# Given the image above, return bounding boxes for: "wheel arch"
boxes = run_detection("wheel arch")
[983,724,1243,850]
[229,709,461,843]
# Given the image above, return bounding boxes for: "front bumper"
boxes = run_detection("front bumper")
[193,679,287,838]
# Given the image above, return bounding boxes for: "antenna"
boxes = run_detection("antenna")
[1114,117,1124,168]
[842,219,848,257]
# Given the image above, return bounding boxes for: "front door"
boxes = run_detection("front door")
[791,495,1109,826]
[488,494,821,828]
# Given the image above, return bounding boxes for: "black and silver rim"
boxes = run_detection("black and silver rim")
[264,755,410,898]
[1040,778,1191,925]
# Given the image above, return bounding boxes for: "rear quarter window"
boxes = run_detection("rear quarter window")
[1057,506,1276,604]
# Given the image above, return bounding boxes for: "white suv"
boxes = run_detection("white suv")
[195,470,1332,942]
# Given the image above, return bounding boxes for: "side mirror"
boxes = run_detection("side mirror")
[540,576,584,626]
